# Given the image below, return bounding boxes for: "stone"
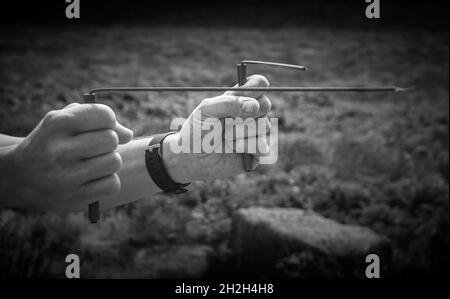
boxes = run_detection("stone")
[229,207,391,275]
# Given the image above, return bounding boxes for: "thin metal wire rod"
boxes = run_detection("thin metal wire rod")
[241,60,309,71]
[89,86,410,95]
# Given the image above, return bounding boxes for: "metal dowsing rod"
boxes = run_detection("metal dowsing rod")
[88,59,410,94]
[84,60,410,223]
[88,86,407,94]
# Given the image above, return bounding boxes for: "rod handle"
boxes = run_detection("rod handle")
[237,64,254,172]
[83,93,100,223]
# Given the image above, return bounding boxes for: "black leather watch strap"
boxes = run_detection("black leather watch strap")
[145,132,190,194]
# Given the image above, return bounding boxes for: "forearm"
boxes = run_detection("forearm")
[95,132,244,211]
[93,134,191,211]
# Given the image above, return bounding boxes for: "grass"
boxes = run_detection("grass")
[0,25,448,278]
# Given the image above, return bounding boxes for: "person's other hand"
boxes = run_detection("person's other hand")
[163,75,272,183]
[8,103,133,212]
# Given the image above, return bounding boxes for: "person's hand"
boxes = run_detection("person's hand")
[7,103,133,212]
[162,75,272,183]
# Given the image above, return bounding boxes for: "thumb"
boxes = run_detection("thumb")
[63,102,133,143]
[225,74,270,99]
[114,122,133,144]
[200,95,260,119]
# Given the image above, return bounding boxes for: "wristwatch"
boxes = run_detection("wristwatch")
[145,132,190,194]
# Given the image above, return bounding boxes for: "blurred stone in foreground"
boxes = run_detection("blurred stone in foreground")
[230,207,391,278]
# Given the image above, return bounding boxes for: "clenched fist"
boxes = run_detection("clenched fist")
[6,103,133,211]
[162,75,272,183]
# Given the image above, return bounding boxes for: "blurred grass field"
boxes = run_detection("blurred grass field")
[0,25,448,278]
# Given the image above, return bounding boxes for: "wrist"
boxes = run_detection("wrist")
[160,133,191,184]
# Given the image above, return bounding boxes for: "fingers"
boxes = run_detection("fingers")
[74,151,123,182]
[67,151,122,197]
[224,117,271,140]
[202,153,260,178]
[57,103,116,132]
[257,95,272,117]
[67,129,119,159]
[45,103,133,144]
[59,136,123,198]
[200,95,261,118]
[79,174,121,198]
[223,135,270,157]
[51,103,129,198]
[219,116,271,156]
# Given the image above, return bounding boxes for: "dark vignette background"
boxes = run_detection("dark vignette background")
[1,0,449,30]
[0,0,448,279]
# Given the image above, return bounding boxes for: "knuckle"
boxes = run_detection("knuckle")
[110,152,123,172]
[64,102,80,109]
[255,118,269,135]
[265,117,271,133]
[77,183,90,197]
[43,110,72,128]
[43,110,58,125]
[200,97,212,106]
[106,174,121,195]
[260,96,272,112]
[103,129,119,150]
[96,104,116,128]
